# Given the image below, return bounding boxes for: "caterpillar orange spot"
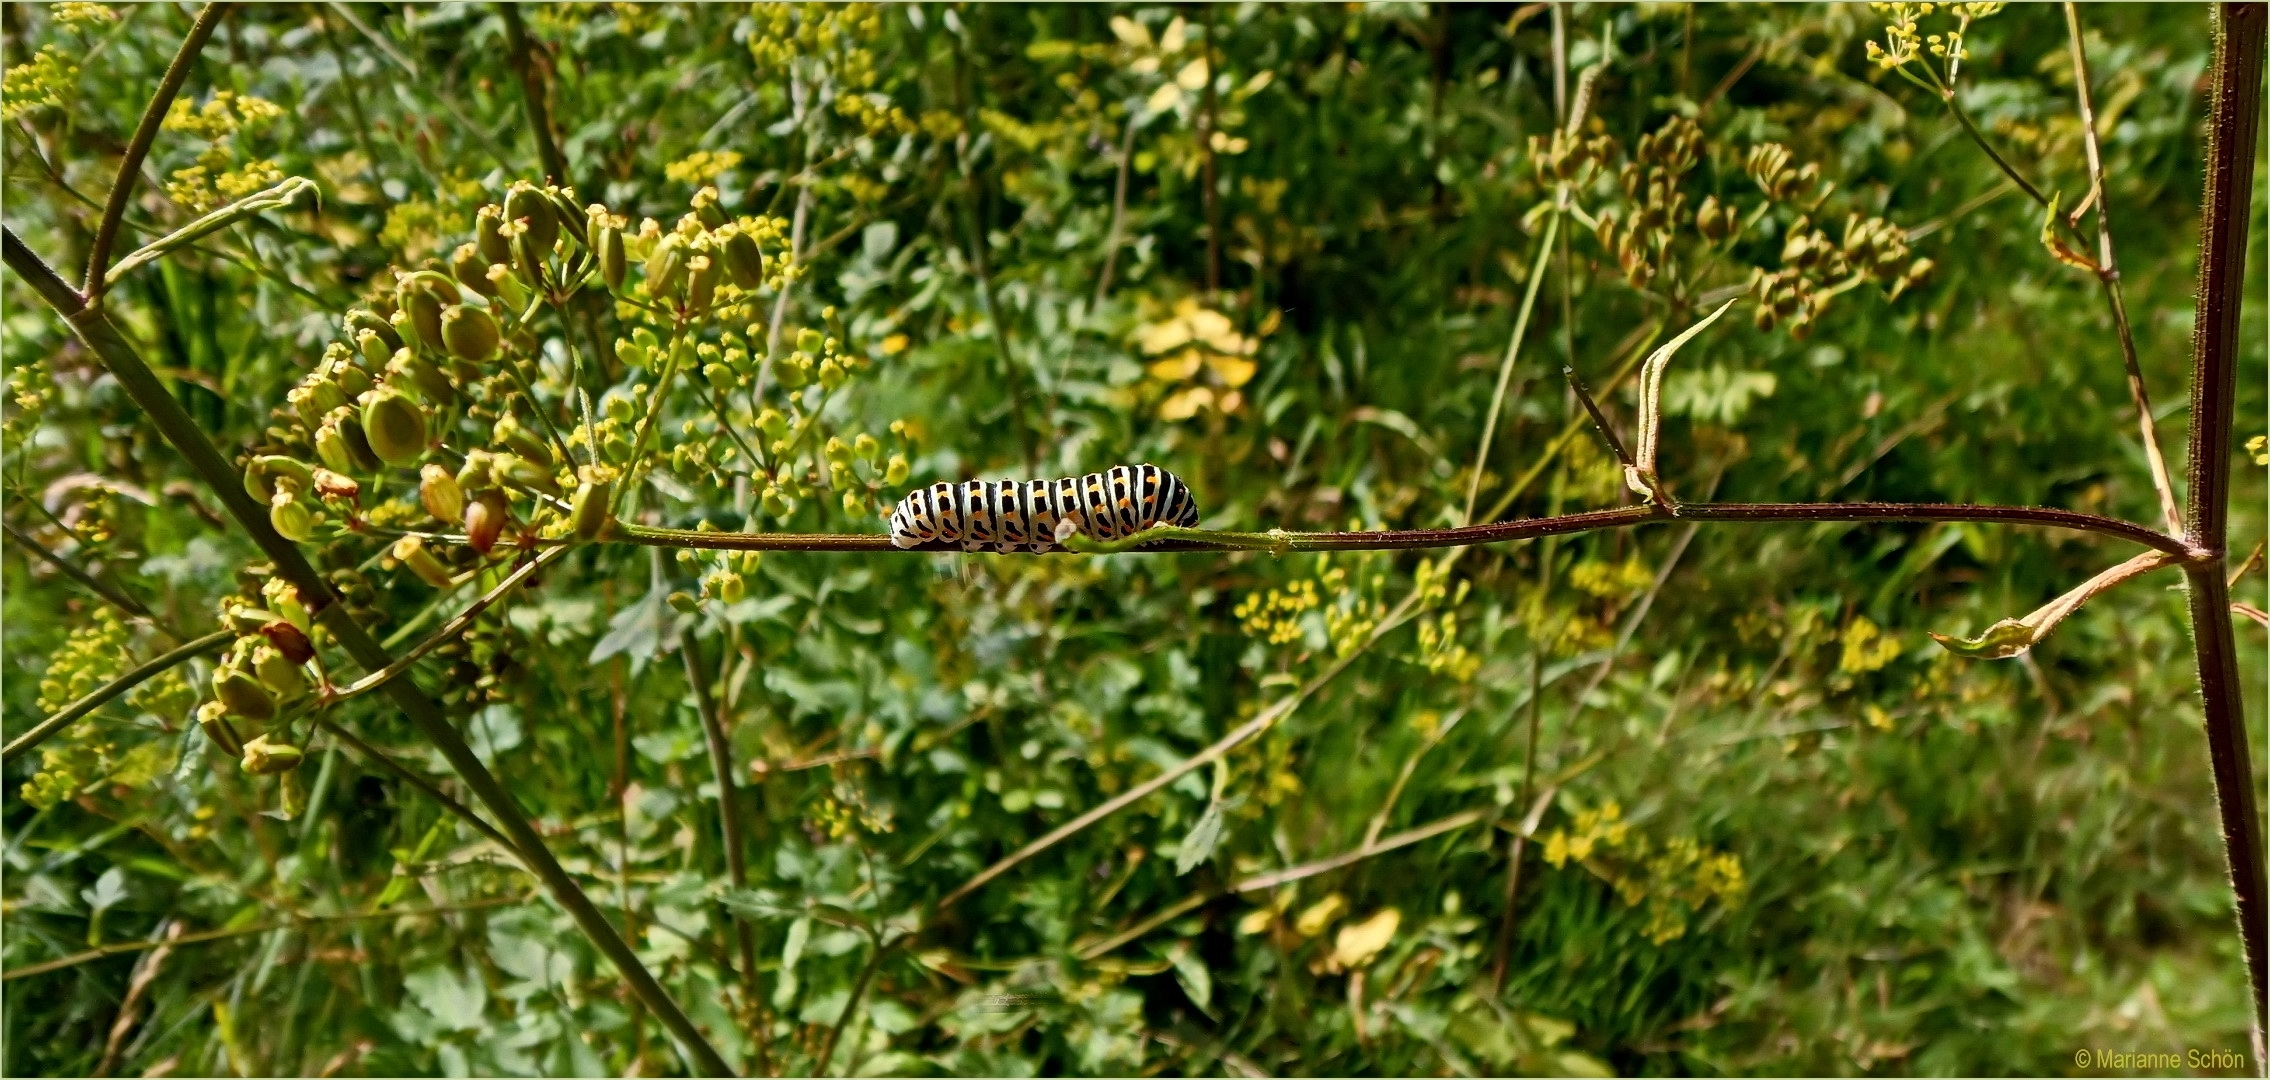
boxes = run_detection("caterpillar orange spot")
[888,464,1200,552]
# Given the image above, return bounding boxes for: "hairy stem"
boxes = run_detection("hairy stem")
[2180,0,2265,1030]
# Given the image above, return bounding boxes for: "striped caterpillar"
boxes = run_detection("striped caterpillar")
[888,464,1201,552]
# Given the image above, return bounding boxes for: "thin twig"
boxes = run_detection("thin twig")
[83,2,231,300]
[499,5,568,186]
[1562,365,1634,472]
[309,716,518,857]
[2178,1,2266,1031]
[3,630,229,767]
[2063,3,2182,536]
[2,520,174,636]
[2,896,532,981]
[680,623,766,1072]
[1092,118,1140,309]
[324,547,565,702]
[1462,214,1561,525]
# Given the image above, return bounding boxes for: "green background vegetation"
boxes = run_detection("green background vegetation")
[2,3,2264,1076]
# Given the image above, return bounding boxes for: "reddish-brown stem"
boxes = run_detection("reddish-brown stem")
[2182,0,2265,1030]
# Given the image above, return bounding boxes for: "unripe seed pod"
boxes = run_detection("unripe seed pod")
[493,452,562,496]
[252,643,308,697]
[797,327,825,354]
[756,409,788,439]
[776,355,811,389]
[263,580,311,633]
[883,454,909,485]
[853,433,880,460]
[604,394,635,423]
[386,348,457,406]
[817,358,846,390]
[711,569,747,604]
[441,304,501,365]
[397,282,447,355]
[571,467,616,540]
[511,228,551,290]
[345,309,402,355]
[503,182,559,254]
[196,701,244,756]
[465,491,510,554]
[311,468,360,502]
[213,665,276,721]
[598,218,627,291]
[456,450,496,493]
[761,485,791,516]
[356,327,397,368]
[420,463,466,524]
[617,339,648,368]
[685,255,719,316]
[361,388,428,467]
[545,187,588,247]
[331,360,374,399]
[287,384,330,430]
[602,433,633,463]
[448,243,494,297]
[224,604,278,634]
[392,535,456,588]
[476,204,512,264]
[718,224,765,288]
[240,734,304,775]
[494,415,554,468]
[703,362,737,391]
[258,618,316,665]
[487,263,530,311]
[692,186,729,230]
[668,591,701,614]
[329,409,381,471]
[242,455,313,502]
[645,234,688,300]
[269,490,315,542]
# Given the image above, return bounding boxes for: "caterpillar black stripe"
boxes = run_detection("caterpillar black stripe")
[888,464,1201,552]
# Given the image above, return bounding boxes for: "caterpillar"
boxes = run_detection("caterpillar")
[889,463,1201,552]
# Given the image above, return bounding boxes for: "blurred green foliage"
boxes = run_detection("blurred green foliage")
[2,3,2263,1076]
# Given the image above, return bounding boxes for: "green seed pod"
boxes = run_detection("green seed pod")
[487,263,530,311]
[616,338,648,369]
[883,454,909,486]
[287,384,332,431]
[776,355,811,389]
[546,188,589,246]
[396,286,446,357]
[685,254,719,316]
[667,591,701,614]
[691,186,729,230]
[441,304,501,365]
[703,362,737,392]
[263,579,311,633]
[756,409,788,439]
[716,224,763,289]
[604,394,635,423]
[345,309,402,354]
[817,358,846,390]
[504,182,559,254]
[495,452,562,496]
[196,701,244,756]
[511,228,552,290]
[645,234,688,300]
[269,491,315,542]
[465,490,510,555]
[853,433,881,461]
[452,243,498,297]
[392,535,456,588]
[476,204,512,264]
[456,450,496,493]
[494,415,554,468]
[841,488,866,516]
[333,409,382,471]
[386,349,457,406]
[213,665,276,722]
[242,455,303,502]
[257,618,316,665]
[361,388,428,467]
[796,327,824,354]
[823,436,851,465]
[331,359,374,399]
[240,734,304,775]
[420,463,465,524]
[313,421,357,474]
[710,569,747,604]
[602,433,633,463]
[356,327,394,368]
[598,218,627,291]
[760,485,790,517]
[570,467,616,540]
[252,643,308,697]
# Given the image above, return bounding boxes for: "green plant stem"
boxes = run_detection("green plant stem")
[1464,212,1560,525]
[2,895,532,982]
[499,4,567,186]
[2,629,229,767]
[82,2,231,300]
[2,520,175,636]
[2062,3,2183,536]
[679,624,766,1073]
[2179,0,2265,1029]
[309,716,517,856]
[1,227,736,1079]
